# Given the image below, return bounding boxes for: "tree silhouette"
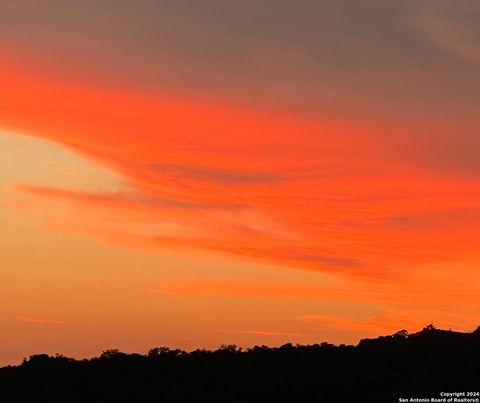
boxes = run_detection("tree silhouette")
[0,325,479,402]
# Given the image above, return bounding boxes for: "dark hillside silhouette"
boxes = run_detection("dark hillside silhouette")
[1,325,479,402]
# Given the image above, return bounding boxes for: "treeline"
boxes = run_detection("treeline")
[1,325,479,402]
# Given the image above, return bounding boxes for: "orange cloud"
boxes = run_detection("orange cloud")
[156,274,480,306]
[158,281,348,300]
[158,277,480,336]
[297,302,478,335]
[16,316,67,325]
[2,53,480,283]
[218,329,304,337]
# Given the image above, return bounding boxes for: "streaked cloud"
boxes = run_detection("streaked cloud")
[412,0,480,65]
[152,164,284,185]
[16,316,67,325]
[298,302,478,335]
[218,329,304,337]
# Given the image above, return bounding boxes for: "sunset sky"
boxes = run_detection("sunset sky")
[1,0,480,366]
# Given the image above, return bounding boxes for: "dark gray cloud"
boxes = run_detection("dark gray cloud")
[282,251,360,268]
[382,208,480,230]
[152,164,283,184]
[124,190,244,210]
[1,0,479,118]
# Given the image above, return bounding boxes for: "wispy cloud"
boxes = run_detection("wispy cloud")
[218,329,304,337]
[157,274,480,307]
[16,316,67,325]
[157,281,344,300]
[297,302,478,335]
[412,0,480,66]
[15,184,242,211]
[152,164,284,185]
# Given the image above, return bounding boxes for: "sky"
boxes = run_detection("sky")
[1,0,479,366]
